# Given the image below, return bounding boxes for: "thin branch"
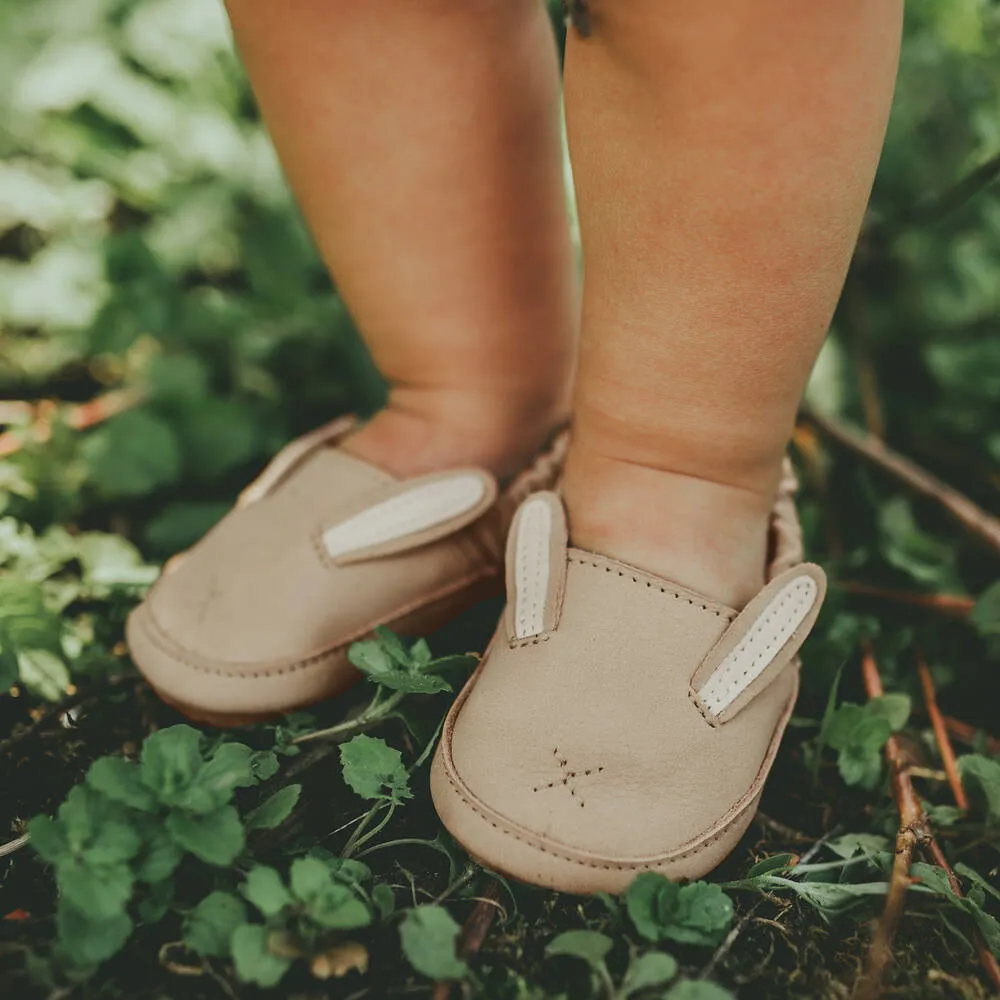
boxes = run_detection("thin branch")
[942,716,1000,756]
[904,150,1000,227]
[802,409,1000,559]
[854,645,1000,997]
[0,389,142,458]
[916,648,968,812]
[431,881,503,1000]
[0,833,30,858]
[835,582,974,620]
[852,644,930,1000]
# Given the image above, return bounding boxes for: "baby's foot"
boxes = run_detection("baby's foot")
[561,442,775,609]
[342,389,569,482]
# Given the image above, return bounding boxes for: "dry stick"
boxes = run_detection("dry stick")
[852,644,932,1000]
[835,582,974,620]
[916,648,969,812]
[0,388,142,458]
[853,646,1000,997]
[802,408,1000,559]
[431,881,503,1000]
[943,716,1000,756]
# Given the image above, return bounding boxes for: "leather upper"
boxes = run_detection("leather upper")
[127,418,567,716]
[431,463,825,892]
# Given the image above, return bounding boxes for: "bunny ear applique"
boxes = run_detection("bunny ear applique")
[322,469,497,565]
[691,563,826,724]
[504,491,568,643]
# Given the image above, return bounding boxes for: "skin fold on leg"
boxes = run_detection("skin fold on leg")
[225,0,578,480]
[561,0,904,606]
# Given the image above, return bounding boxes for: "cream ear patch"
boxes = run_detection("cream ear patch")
[697,573,819,716]
[323,473,488,560]
[513,496,553,640]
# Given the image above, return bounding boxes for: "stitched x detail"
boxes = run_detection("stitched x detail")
[532,747,604,809]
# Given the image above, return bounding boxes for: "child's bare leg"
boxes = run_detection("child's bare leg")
[561,0,902,606]
[226,0,576,478]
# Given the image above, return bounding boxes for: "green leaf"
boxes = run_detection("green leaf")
[624,874,733,947]
[622,951,679,995]
[959,754,1000,824]
[166,804,245,865]
[174,398,259,480]
[86,757,157,812]
[27,814,70,865]
[56,904,133,969]
[57,858,133,921]
[81,408,182,498]
[664,981,735,1000]
[17,648,70,700]
[626,872,678,943]
[244,784,301,831]
[242,865,293,918]
[140,725,204,799]
[545,930,614,967]
[196,741,257,798]
[837,744,884,790]
[230,923,292,988]
[665,883,735,946]
[339,734,412,803]
[970,581,1000,637]
[868,693,911,732]
[290,856,333,902]
[372,883,395,920]
[184,892,247,959]
[348,633,453,695]
[132,824,183,884]
[745,854,797,878]
[399,906,468,981]
[878,495,958,588]
[82,819,142,866]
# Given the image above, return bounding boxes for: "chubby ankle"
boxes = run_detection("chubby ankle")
[341,388,568,481]
[561,444,778,609]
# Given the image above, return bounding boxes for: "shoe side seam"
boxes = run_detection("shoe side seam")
[139,569,496,679]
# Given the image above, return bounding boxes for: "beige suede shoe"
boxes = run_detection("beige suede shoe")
[431,464,825,894]
[127,416,567,726]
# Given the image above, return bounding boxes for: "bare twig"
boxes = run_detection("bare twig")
[0,389,142,458]
[853,644,930,1000]
[835,582,974,620]
[916,648,968,812]
[854,645,1000,997]
[942,716,1000,756]
[0,833,30,858]
[431,881,503,1000]
[802,409,1000,559]
[904,150,1000,227]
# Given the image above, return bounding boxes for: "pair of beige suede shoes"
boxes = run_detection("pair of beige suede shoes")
[127,417,825,894]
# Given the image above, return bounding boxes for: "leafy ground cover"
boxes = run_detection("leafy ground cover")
[3,0,1000,997]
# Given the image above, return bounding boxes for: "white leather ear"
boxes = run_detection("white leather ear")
[322,470,496,564]
[505,492,568,642]
[693,564,825,720]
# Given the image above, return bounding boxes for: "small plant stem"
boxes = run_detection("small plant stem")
[341,802,394,859]
[802,408,1000,559]
[293,689,406,744]
[432,863,478,905]
[835,581,974,620]
[916,648,968,811]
